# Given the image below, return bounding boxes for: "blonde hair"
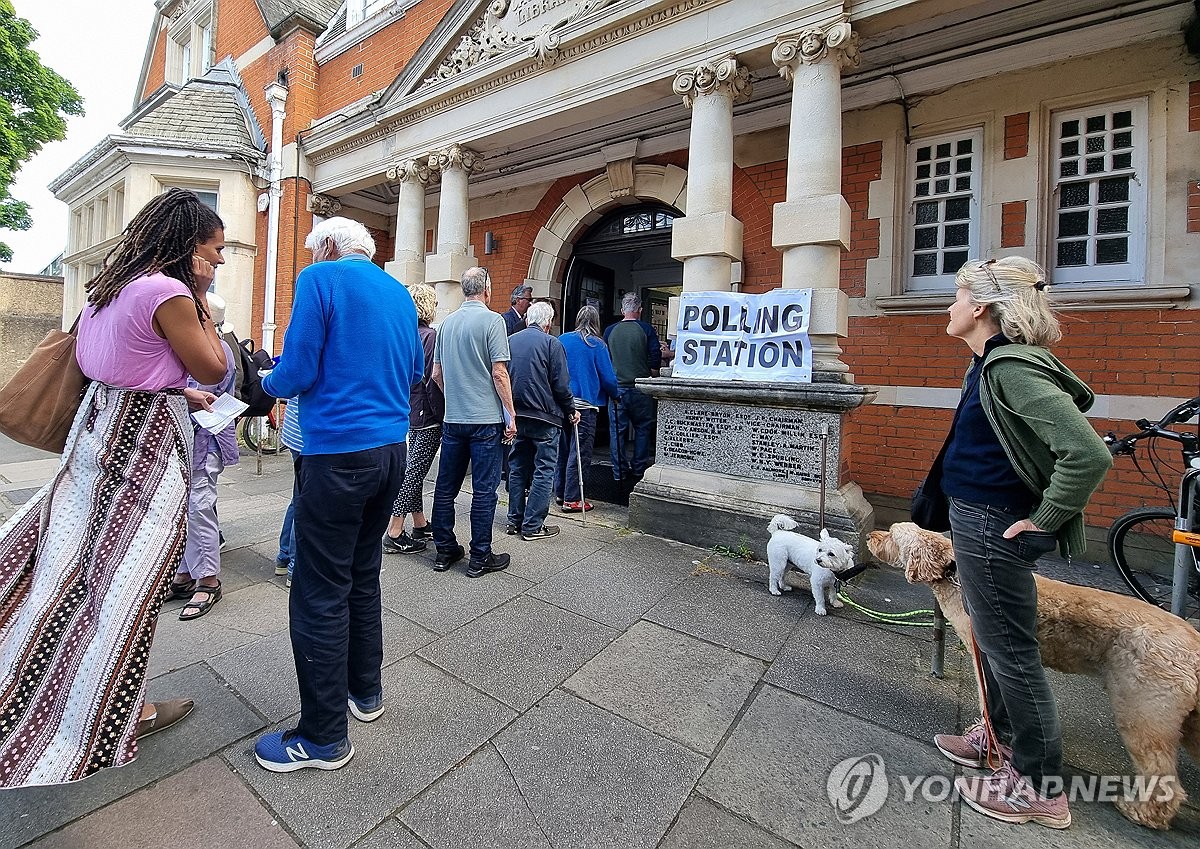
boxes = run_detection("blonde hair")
[955,256,1061,347]
[407,283,437,325]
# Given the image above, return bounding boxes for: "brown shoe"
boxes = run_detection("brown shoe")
[136,699,195,739]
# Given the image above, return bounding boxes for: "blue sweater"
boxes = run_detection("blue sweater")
[262,255,424,455]
[561,331,620,407]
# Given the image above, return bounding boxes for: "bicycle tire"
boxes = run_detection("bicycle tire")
[241,416,282,455]
[1108,506,1197,611]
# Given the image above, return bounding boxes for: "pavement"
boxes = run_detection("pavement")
[0,433,1197,849]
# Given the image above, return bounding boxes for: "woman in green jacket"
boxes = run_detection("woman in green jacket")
[931,257,1111,829]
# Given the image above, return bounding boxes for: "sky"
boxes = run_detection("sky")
[3,1,153,273]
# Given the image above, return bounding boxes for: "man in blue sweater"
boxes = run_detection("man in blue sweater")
[254,217,424,774]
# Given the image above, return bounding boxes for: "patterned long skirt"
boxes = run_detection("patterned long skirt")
[0,383,191,787]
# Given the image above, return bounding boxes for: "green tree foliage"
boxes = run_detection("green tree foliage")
[0,0,83,262]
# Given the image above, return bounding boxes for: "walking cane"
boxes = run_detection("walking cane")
[573,399,598,527]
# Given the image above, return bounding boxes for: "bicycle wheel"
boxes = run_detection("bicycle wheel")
[1108,507,1198,612]
[241,416,281,455]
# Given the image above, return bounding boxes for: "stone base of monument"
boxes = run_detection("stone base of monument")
[628,377,877,561]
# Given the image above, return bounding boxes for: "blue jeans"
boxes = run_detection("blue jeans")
[431,422,504,561]
[508,418,561,534]
[609,386,655,479]
[278,449,301,576]
[949,496,1062,793]
[555,408,597,502]
[290,443,406,745]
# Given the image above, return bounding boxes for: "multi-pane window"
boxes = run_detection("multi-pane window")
[906,130,982,290]
[1051,100,1145,284]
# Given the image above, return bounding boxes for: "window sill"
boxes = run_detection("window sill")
[874,283,1193,314]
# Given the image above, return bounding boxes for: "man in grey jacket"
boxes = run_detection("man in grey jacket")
[506,301,579,540]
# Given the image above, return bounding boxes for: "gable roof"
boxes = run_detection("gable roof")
[121,58,267,155]
[254,0,343,38]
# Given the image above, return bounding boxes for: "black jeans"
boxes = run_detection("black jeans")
[291,443,406,745]
[555,408,597,502]
[431,422,504,561]
[949,496,1062,793]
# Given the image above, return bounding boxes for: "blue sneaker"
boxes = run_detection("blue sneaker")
[348,691,385,722]
[254,729,354,772]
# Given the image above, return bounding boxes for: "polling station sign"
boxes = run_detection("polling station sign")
[673,289,812,382]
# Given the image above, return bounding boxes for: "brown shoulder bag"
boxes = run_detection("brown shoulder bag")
[0,315,88,454]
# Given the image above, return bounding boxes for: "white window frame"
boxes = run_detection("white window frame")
[904,128,984,291]
[159,181,219,213]
[1048,98,1147,285]
[166,2,213,84]
[346,0,394,29]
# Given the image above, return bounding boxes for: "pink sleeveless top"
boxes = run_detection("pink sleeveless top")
[77,273,192,391]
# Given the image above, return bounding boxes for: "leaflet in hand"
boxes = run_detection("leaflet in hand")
[191,393,248,434]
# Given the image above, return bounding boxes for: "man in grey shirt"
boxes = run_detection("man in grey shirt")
[430,267,518,577]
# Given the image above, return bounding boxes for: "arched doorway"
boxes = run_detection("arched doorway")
[561,204,682,337]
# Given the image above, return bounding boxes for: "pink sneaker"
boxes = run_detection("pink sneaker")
[934,720,1012,768]
[956,763,1071,829]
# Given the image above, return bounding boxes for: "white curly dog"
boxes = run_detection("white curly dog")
[765,515,856,614]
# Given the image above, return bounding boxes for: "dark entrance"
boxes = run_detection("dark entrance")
[559,203,682,504]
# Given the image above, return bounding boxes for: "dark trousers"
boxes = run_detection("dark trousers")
[291,443,406,745]
[508,417,561,534]
[949,496,1063,793]
[431,422,503,561]
[609,387,655,480]
[555,408,597,502]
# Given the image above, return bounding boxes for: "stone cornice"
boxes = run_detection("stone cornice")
[772,20,860,79]
[672,53,752,108]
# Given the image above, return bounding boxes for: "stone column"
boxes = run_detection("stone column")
[670,54,752,294]
[384,156,437,286]
[425,144,483,322]
[772,21,860,382]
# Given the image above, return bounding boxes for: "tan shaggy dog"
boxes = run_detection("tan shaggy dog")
[867,522,1200,830]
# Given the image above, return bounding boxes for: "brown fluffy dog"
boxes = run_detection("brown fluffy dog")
[867,522,1200,830]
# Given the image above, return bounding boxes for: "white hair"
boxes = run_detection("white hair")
[525,300,554,330]
[305,216,376,259]
[621,292,642,313]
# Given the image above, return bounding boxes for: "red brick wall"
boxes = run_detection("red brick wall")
[841,142,882,298]
[1189,180,1200,235]
[1004,112,1030,159]
[215,0,270,64]
[1001,200,1026,247]
[317,0,455,116]
[1189,81,1200,132]
[141,23,168,101]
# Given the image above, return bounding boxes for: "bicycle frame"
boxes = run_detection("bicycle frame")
[1170,466,1200,616]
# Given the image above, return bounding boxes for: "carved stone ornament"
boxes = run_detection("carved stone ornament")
[428,144,485,174]
[306,194,343,216]
[385,157,438,184]
[672,53,753,109]
[423,0,619,85]
[772,21,860,79]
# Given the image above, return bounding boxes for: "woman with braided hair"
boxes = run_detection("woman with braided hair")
[0,188,231,787]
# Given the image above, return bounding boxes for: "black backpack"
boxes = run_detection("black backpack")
[235,339,277,417]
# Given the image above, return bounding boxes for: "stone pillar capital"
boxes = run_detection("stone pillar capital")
[672,53,752,109]
[306,194,342,216]
[772,21,860,80]
[429,143,484,174]
[386,157,438,185]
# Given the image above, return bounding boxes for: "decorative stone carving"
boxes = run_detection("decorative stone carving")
[428,143,485,174]
[423,0,620,84]
[772,21,860,79]
[606,158,635,199]
[672,53,752,109]
[306,194,342,216]
[385,157,438,184]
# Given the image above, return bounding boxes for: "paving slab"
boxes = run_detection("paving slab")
[699,685,951,848]
[492,689,707,849]
[563,620,765,755]
[497,533,607,583]
[657,796,797,849]
[645,567,808,661]
[0,458,60,483]
[23,756,299,849]
[418,595,618,710]
[351,819,429,849]
[400,744,554,849]
[227,657,516,849]
[380,562,531,634]
[764,608,966,742]
[527,549,689,629]
[0,664,263,849]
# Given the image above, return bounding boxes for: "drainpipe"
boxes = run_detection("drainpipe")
[262,81,289,355]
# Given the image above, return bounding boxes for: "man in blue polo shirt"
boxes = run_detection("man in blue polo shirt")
[255,217,424,773]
